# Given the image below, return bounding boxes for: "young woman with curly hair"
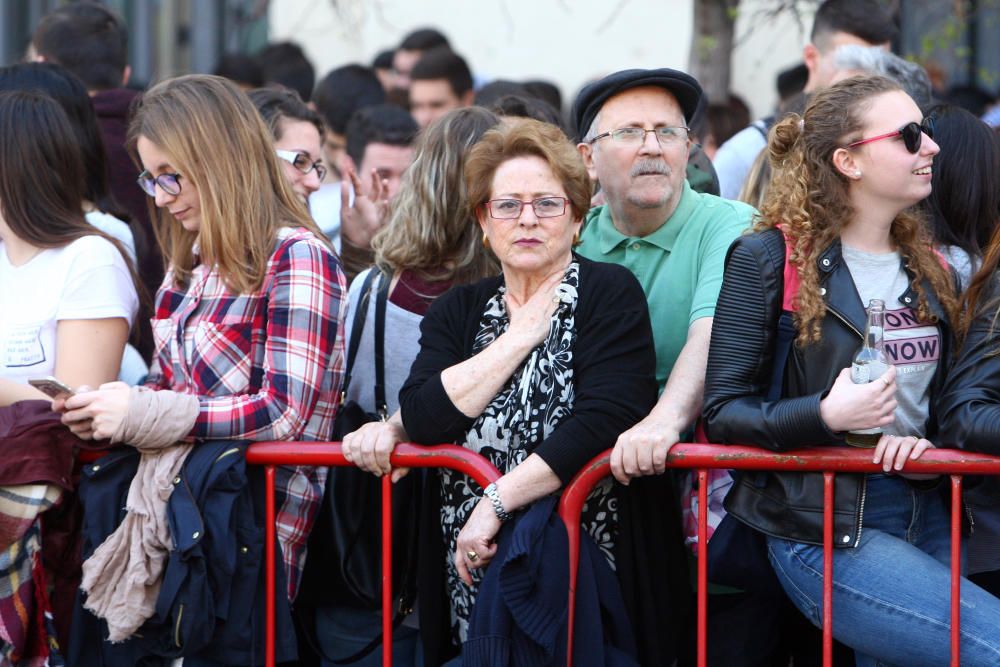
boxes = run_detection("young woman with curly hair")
[703,75,1000,666]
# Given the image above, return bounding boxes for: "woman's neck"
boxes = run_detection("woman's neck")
[504,255,572,306]
[841,194,899,254]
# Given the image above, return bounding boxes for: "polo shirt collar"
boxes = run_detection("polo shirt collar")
[595,180,697,254]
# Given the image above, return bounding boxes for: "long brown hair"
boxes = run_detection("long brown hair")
[128,74,328,293]
[0,90,136,273]
[372,107,501,285]
[756,75,957,345]
[959,224,1000,344]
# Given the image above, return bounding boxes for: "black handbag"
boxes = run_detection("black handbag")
[298,268,421,664]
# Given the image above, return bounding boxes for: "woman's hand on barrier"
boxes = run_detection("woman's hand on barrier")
[454,498,501,586]
[504,270,564,351]
[60,382,130,440]
[341,419,411,482]
[820,365,897,433]
[873,434,937,478]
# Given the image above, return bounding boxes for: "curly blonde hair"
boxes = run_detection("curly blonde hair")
[755,75,957,346]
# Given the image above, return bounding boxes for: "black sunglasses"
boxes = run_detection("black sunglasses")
[847,118,935,154]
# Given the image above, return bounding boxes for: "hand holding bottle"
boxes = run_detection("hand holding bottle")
[820,364,898,433]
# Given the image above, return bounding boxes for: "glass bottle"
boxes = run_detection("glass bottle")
[846,299,890,447]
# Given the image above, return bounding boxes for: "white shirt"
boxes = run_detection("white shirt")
[0,235,138,385]
[86,209,137,264]
[713,122,768,200]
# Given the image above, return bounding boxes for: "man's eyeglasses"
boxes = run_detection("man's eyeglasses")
[589,126,690,146]
[485,197,568,219]
[137,171,181,198]
[846,118,935,154]
[276,149,327,181]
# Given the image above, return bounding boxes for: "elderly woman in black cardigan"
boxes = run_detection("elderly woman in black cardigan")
[390,118,657,650]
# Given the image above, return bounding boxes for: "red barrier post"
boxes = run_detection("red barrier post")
[696,469,708,667]
[950,475,962,667]
[264,465,277,667]
[245,442,502,667]
[557,453,612,667]
[822,471,834,667]
[382,473,393,667]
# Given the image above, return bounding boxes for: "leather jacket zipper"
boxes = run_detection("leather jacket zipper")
[829,301,866,548]
[852,476,867,547]
[826,304,863,339]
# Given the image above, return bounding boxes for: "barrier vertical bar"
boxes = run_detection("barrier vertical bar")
[382,473,393,667]
[264,465,276,667]
[822,472,834,667]
[696,469,708,667]
[950,475,962,667]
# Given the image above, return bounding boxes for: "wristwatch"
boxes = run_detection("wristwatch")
[483,482,512,522]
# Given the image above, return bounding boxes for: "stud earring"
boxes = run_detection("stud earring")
[854,170,862,178]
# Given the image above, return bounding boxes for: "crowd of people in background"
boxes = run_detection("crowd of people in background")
[1,0,1000,665]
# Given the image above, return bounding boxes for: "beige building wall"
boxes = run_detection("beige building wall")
[269,0,813,119]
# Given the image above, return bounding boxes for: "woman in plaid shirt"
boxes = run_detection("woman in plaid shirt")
[61,75,346,656]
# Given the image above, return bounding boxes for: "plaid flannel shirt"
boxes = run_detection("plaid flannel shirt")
[147,227,346,600]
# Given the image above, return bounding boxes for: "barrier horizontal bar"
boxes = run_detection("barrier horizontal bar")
[664,443,1000,474]
[557,443,1000,667]
[246,442,501,489]
[247,442,501,667]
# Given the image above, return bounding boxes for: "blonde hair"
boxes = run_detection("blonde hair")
[372,107,500,284]
[756,75,957,346]
[128,74,327,293]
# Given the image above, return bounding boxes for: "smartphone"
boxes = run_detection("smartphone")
[28,376,76,399]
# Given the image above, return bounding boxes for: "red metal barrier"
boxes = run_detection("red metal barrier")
[245,442,501,667]
[557,443,1000,667]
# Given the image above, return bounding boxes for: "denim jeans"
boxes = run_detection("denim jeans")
[767,473,1000,667]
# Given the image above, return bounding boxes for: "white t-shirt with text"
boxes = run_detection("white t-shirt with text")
[0,235,138,385]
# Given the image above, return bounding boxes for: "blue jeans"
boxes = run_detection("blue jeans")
[314,604,423,667]
[767,474,1000,667]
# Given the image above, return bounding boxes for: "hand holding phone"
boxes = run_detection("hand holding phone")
[28,376,76,400]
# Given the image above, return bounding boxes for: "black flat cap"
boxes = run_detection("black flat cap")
[571,68,703,141]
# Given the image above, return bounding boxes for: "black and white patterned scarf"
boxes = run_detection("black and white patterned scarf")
[438,261,617,643]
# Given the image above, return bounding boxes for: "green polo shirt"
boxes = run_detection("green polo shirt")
[577,181,754,391]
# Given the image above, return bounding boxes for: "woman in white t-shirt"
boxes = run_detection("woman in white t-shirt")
[0,91,138,406]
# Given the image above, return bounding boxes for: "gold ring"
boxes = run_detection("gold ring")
[467,551,479,562]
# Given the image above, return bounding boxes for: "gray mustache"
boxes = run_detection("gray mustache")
[630,159,670,177]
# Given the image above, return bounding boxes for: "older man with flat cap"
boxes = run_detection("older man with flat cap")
[574,68,754,485]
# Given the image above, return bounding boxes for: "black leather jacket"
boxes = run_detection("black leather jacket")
[703,230,954,547]
[937,278,1000,453]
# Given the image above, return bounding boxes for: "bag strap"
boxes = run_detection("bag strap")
[372,268,390,419]
[340,268,381,401]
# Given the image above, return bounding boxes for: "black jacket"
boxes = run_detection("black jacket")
[703,231,954,547]
[69,442,297,666]
[937,278,1000,454]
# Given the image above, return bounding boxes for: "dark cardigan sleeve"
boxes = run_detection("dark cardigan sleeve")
[532,261,657,483]
[398,283,483,445]
[937,287,1000,454]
